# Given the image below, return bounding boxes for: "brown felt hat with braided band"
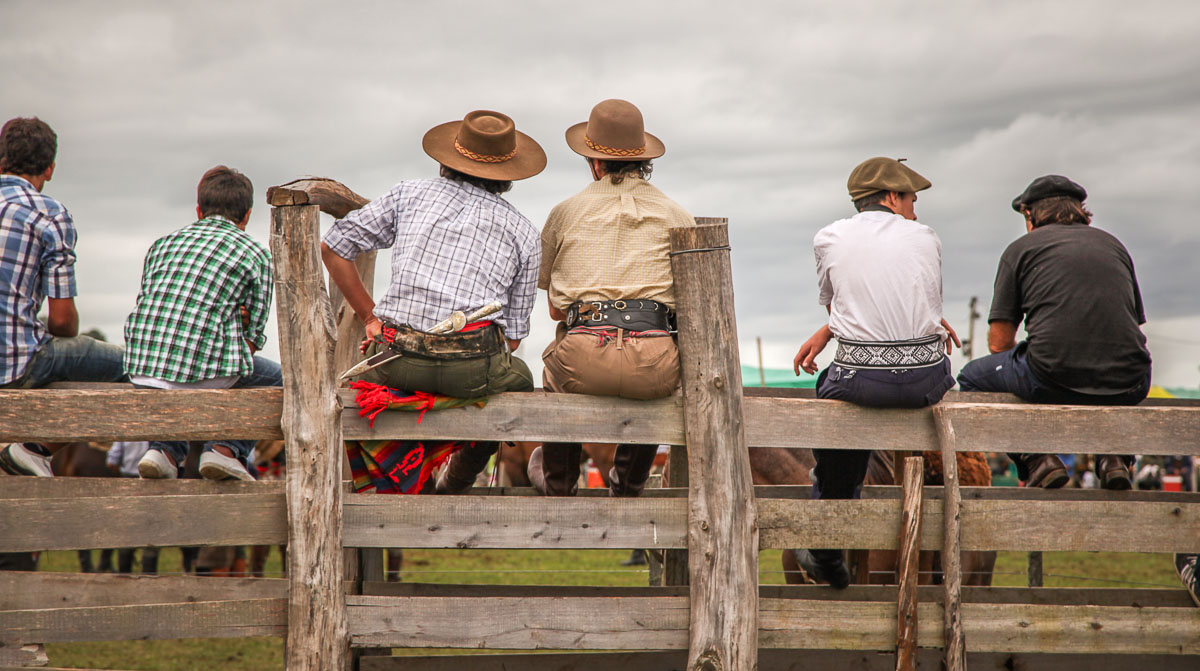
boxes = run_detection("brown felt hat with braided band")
[423,110,546,181]
[565,99,665,161]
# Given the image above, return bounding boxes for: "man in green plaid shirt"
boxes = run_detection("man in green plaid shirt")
[124,166,281,481]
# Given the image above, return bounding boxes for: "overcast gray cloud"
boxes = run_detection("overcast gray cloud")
[4,0,1199,388]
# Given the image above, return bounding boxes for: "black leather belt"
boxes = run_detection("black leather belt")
[380,322,505,360]
[565,299,675,332]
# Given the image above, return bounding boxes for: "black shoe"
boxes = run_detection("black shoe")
[792,549,851,589]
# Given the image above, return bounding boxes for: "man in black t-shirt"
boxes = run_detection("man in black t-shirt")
[957,175,1151,490]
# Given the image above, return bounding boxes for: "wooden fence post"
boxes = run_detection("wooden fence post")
[670,220,758,671]
[932,407,966,671]
[271,200,349,670]
[895,456,924,671]
[663,444,690,587]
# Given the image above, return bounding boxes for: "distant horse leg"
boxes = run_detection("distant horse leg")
[77,550,95,573]
[117,548,136,574]
[142,547,160,575]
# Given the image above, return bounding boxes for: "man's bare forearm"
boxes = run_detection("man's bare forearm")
[321,243,376,324]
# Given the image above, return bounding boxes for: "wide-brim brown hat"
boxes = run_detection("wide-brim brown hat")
[423,110,546,181]
[847,157,932,201]
[565,99,665,161]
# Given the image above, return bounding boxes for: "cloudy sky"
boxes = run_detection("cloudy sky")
[5,0,1199,388]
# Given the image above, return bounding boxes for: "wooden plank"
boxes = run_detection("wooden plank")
[347,596,1200,654]
[0,477,278,499]
[0,388,283,443]
[933,407,966,671]
[895,457,923,670]
[361,582,1194,608]
[2,388,1197,454]
[757,498,1200,553]
[4,475,1200,504]
[672,220,758,671]
[344,494,687,549]
[5,490,1189,554]
[362,582,688,598]
[0,571,285,610]
[271,201,348,670]
[940,402,1200,456]
[0,493,286,552]
[348,595,688,649]
[0,598,286,644]
[341,390,684,444]
[359,650,1200,671]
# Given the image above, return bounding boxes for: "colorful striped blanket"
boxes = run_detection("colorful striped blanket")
[345,381,487,494]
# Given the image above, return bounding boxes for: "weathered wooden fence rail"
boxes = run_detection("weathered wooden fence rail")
[2,202,1199,671]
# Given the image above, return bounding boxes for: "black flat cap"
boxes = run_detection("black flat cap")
[1012,175,1087,212]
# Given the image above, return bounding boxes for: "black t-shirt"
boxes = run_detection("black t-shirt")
[989,223,1151,394]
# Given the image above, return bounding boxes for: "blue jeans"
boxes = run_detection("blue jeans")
[3,335,127,388]
[956,342,1149,478]
[140,356,283,474]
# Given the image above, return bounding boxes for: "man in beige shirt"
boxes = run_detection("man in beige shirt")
[530,99,693,497]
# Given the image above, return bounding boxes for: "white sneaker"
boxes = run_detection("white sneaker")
[138,450,178,479]
[0,443,53,477]
[199,449,254,481]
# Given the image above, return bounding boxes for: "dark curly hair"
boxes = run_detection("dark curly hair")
[598,159,653,185]
[439,165,512,194]
[0,117,57,176]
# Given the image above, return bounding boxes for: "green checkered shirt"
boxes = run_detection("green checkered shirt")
[124,216,273,383]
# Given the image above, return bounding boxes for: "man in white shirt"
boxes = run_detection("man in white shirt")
[792,157,959,588]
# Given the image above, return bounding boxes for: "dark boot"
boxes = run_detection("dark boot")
[142,547,160,575]
[1097,455,1133,490]
[1022,454,1070,489]
[435,441,498,494]
[608,444,658,497]
[528,443,582,496]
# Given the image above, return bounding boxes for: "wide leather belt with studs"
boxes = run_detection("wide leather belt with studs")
[565,299,675,332]
[379,321,505,360]
[833,334,945,369]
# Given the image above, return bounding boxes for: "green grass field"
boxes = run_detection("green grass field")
[37,546,1183,670]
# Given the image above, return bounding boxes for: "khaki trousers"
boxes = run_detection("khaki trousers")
[539,323,679,496]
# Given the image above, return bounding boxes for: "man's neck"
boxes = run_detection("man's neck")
[3,173,45,192]
[859,203,897,215]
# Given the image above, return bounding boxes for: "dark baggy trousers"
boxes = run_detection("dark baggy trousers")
[956,342,1149,480]
[809,358,955,564]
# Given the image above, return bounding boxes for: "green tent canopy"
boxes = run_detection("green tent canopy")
[740,365,817,388]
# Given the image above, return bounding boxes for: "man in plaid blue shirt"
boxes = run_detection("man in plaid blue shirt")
[124,166,280,481]
[323,110,545,494]
[0,117,126,478]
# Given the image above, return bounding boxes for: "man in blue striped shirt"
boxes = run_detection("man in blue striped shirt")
[0,117,126,477]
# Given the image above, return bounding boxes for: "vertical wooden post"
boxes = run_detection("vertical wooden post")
[670,220,758,671]
[663,444,690,587]
[895,456,924,671]
[271,202,349,671]
[932,407,966,671]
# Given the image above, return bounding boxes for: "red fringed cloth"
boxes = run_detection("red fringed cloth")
[344,321,492,494]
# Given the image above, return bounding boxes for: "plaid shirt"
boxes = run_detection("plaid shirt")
[324,178,539,340]
[124,216,273,383]
[0,175,77,385]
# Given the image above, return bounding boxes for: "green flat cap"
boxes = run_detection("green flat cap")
[847,157,932,201]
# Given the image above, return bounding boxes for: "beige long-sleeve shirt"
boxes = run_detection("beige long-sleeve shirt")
[540,176,694,310]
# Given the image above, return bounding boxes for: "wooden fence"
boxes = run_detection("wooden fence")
[2,200,1199,670]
